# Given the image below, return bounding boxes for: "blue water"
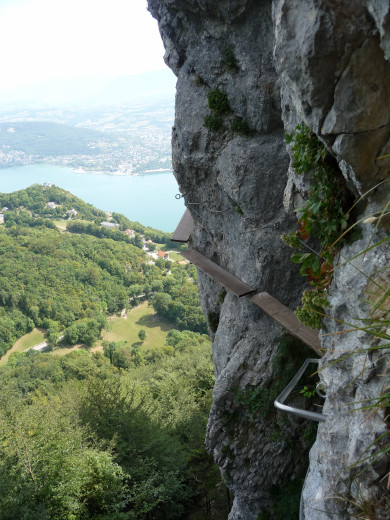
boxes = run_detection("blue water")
[0,165,184,232]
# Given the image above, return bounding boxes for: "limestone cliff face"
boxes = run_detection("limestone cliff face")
[148,1,390,518]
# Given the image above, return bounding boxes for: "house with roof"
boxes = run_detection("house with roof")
[0,214,4,224]
[66,209,78,217]
[47,202,58,209]
[124,229,135,236]
[157,251,169,260]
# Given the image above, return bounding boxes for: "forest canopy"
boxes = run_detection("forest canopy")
[0,185,207,357]
[0,185,227,519]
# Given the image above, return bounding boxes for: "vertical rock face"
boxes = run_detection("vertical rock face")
[148,1,390,518]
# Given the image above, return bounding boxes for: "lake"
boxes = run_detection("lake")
[0,164,184,232]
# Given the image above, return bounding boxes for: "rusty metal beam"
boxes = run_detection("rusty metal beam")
[171,209,193,242]
[182,247,322,354]
[250,292,322,356]
[182,249,254,297]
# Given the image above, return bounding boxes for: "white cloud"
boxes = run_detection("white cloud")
[0,0,166,88]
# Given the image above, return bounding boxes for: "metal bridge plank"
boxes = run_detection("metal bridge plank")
[182,249,254,297]
[171,209,193,242]
[250,292,322,355]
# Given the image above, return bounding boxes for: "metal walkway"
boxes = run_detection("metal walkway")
[171,209,193,243]
[181,249,254,297]
[170,206,322,355]
[250,293,322,355]
[182,248,321,355]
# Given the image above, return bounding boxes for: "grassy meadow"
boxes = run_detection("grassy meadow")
[0,302,174,364]
[0,328,45,366]
[102,301,174,350]
[166,250,186,262]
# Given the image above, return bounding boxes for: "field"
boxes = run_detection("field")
[53,219,91,232]
[52,219,68,231]
[166,250,186,262]
[0,302,174,364]
[0,328,45,366]
[102,301,174,350]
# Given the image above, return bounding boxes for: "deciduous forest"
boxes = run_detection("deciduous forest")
[0,185,228,519]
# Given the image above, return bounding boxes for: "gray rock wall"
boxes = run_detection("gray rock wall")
[148,1,390,518]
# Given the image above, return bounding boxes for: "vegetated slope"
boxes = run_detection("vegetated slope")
[0,183,181,246]
[0,328,231,519]
[0,100,174,173]
[0,183,107,220]
[0,185,207,358]
[0,185,227,519]
[0,121,117,156]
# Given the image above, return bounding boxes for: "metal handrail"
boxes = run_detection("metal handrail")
[274,358,326,422]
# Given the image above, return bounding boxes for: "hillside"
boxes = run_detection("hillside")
[0,183,231,519]
[0,97,174,173]
[0,121,111,156]
[0,327,229,519]
[0,185,206,359]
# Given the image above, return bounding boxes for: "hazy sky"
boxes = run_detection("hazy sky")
[0,0,166,89]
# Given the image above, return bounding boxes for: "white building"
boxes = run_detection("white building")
[101,221,120,230]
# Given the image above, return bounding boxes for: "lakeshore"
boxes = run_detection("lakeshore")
[0,164,184,231]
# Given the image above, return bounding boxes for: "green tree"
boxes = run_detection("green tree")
[112,346,133,370]
[138,329,146,342]
[0,391,129,520]
[102,341,121,364]
[132,233,144,249]
[80,376,188,517]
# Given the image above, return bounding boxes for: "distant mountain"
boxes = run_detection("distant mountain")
[0,69,177,109]
[0,70,175,173]
[0,103,173,173]
[0,121,111,156]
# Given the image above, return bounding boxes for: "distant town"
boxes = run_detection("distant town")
[0,100,174,175]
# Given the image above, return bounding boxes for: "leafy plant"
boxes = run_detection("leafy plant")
[285,124,326,174]
[231,385,273,419]
[204,89,231,132]
[283,124,352,327]
[207,89,230,115]
[286,124,348,247]
[300,385,316,398]
[281,230,302,250]
[207,311,220,333]
[235,203,244,215]
[204,114,224,131]
[217,289,227,305]
[222,45,238,72]
[294,289,330,329]
[231,117,253,136]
